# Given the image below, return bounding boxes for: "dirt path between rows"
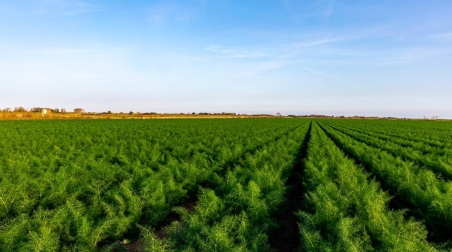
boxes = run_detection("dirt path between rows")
[268,122,311,252]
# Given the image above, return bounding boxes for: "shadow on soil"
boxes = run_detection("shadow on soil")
[268,121,312,252]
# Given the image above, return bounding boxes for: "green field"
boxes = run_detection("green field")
[1,119,451,251]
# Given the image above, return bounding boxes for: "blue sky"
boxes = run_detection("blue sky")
[1,0,451,117]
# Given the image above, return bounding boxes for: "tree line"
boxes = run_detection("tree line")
[1,107,84,113]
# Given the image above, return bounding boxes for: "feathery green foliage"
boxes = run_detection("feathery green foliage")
[0,119,304,251]
[1,118,452,251]
[298,122,435,251]
[318,120,452,245]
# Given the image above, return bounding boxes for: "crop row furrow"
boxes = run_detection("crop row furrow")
[325,121,452,153]
[297,122,434,251]
[322,121,452,180]
[268,121,312,252]
[0,119,305,251]
[139,122,311,251]
[327,120,451,148]
[318,121,452,244]
[149,121,308,233]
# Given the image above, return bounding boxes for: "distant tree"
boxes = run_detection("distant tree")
[3,107,11,112]
[129,111,134,115]
[107,111,112,114]
[61,108,67,113]
[53,108,60,113]
[74,108,84,113]
[192,112,196,115]
[14,107,26,112]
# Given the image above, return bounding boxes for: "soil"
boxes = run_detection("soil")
[115,123,312,252]
[268,122,311,252]
[154,200,197,239]
[121,239,143,252]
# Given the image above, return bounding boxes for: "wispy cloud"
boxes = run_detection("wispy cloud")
[241,61,287,76]
[430,32,452,42]
[371,46,452,65]
[142,52,210,63]
[321,0,335,20]
[275,23,452,66]
[281,0,335,21]
[302,66,339,80]
[206,46,266,58]
[288,36,342,48]
[23,47,96,55]
[32,0,107,16]
[285,26,396,50]
[146,2,202,23]
[301,66,354,85]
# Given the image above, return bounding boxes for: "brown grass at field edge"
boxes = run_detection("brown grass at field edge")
[3,112,448,120]
[0,112,287,120]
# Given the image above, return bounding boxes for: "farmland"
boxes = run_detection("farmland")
[0,118,452,251]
